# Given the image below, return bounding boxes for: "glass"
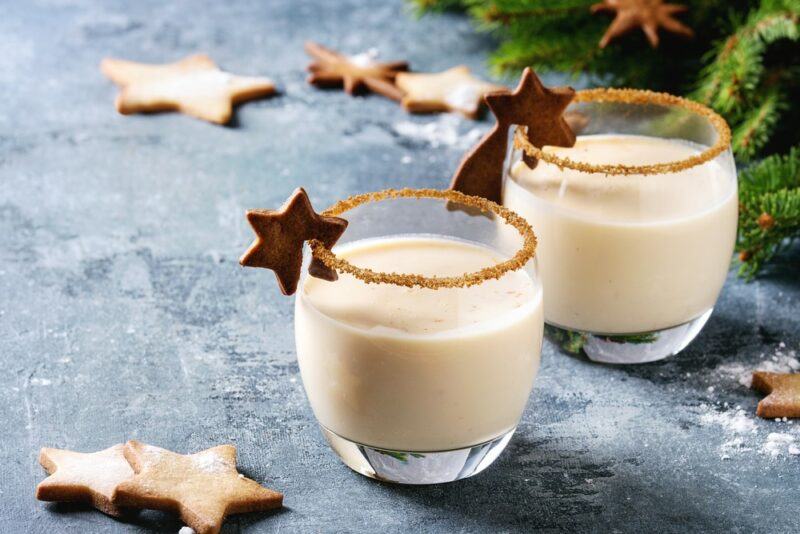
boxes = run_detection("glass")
[294,189,543,484]
[503,90,737,364]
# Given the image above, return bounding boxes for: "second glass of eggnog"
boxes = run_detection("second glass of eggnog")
[503,89,737,364]
[294,189,543,484]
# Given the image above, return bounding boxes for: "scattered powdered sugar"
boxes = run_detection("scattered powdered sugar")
[393,114,484,149]
[761,433,797,457]
[698,342,800,460]
[348,48,379,68]
[29,377,52,386]
[700,407,757,435]
[714,343,799,388]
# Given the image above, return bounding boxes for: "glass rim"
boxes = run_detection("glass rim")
[513,88,732,176]
[308,188,537,290]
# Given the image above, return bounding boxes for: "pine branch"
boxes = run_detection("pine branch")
[692,2,798,157]
[470,0,593,27]
[731,87,783,161]
[737,146,800,278]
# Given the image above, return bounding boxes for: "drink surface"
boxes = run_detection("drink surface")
[505,134,738,334]
[512,134,734,222]
[301,236,537,335]
[295,235,543,451]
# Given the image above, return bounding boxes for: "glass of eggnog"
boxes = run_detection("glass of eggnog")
[294,189,543,484]
[503,89,736,364]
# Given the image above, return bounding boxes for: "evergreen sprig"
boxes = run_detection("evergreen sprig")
[410,0,800,276]
[692,0,799,159]
[737,146,800,278]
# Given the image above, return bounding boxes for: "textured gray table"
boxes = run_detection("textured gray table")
[2,1,799,532]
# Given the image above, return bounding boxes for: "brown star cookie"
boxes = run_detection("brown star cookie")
[591,0,694,48]
[240,188,348,295]
[36,444,134,517]
[113,441,282,534]
[305,42,408,101]
[449,67,575,203]
[752,372,800,418]
[395,66,504,119]
[101,54,276,124]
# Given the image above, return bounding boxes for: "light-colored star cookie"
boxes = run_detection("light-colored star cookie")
[100,54,276,124]
[36,444,134,516]
[395,66,504,119]
[113,440,283,534]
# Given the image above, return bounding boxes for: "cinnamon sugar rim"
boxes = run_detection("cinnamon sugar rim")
[308,188,537,289]
[514,88,732,175]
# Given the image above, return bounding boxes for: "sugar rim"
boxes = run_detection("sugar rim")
[308,188,537,289]
[513,88,732,175]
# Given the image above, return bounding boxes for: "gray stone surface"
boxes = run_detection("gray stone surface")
[1,0,799,532]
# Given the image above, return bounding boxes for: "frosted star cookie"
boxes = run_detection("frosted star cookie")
[36,444,134,516]
[100,54,276,124]
[395,66,504,119]
[113,440,283,534]
[752,372,800,418]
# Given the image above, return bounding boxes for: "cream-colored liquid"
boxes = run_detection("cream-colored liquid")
[505,134,737,334]
[295,236,543,451]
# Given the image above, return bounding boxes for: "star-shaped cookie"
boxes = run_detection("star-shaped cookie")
[591,0,694,48]
[113,441,282,534]
[305,42,408,101]
[240,188,348,295]
[36,444,134,517]
[101,54,276,124]
[395,66,504,119]
[752,372,800,418]
[450,67,575,203]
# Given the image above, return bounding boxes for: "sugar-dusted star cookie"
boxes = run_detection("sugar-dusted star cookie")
[36,444,134,517]
[113,441,282,534]
[752,372,800,418]
[395,66,504,119]
[449,67,575,203]
[239,187,348,295]
[305,42,408,101]
[100,54,276,124]
[591,0,693,48]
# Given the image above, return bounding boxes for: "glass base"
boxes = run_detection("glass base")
[546,308,713,364]
[320,426,516,485]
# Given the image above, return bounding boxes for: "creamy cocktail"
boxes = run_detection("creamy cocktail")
[504,90,737,363]
[296,236,543,452]
[288,188,542,484]
[506,134,737,334]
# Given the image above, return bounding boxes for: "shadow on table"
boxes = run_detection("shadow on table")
[375,433,741,532]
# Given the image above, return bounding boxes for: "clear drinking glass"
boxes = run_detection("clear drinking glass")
[294,189,543,484]
[503,90,737,364]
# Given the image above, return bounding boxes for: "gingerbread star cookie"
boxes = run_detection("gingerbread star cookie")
[752,372,800,418]
[240,188,348,295]
[305,42,408,101]
[36,444,134,517]
[100,54,276,124]
[450,67,575,203]
[591,0,694,48]
[113,441,282,534]
[395,66,504,119]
